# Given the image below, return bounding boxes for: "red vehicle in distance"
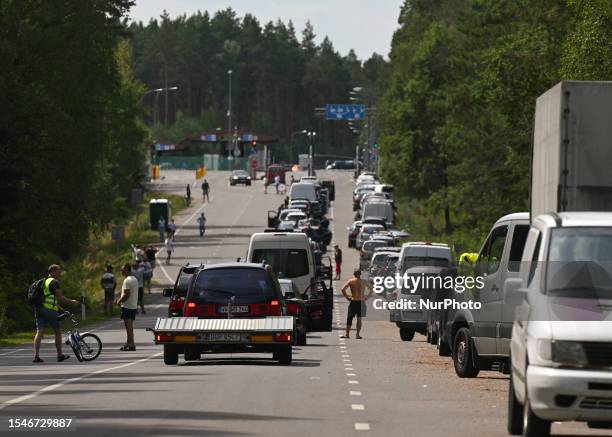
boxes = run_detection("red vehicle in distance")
[266,164,285,184]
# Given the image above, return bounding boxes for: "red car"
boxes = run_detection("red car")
[266,164,285,184]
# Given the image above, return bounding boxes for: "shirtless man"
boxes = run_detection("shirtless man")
[340,269,373,339]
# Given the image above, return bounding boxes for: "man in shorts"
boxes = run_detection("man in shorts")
[116,264,139,351]
[340,269,373,339]
[101,265,117,316]
[33,264,80,363]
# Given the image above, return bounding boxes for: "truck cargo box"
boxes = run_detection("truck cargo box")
[531,81,612,219]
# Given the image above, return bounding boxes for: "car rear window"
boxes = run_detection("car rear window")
[402,256,450,270]
[190,268,275,303]
[252,249,309,278]
[364,240,386,251]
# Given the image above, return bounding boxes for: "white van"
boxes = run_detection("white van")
[247,232,315,295]
[508,212,612,436]
[362,200,394,226]
[289,182,317,202]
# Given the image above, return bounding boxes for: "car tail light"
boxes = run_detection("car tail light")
[184,301,198,317]
[270,300,281,316]
[251,304,271,316]
[274,333,292,342]
[156,333,174,343]
[287,303,301,315]
[184,302,216,317]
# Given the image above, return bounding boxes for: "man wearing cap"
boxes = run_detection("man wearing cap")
[33,264,80,363]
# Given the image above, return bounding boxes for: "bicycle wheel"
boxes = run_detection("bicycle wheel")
[78,333,102,361]
[68,335,83,362]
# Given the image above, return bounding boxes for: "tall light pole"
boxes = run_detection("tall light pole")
[307,131,317,176]
[227,70,233,155]
[290,129,308,164]
[140,86,178,126]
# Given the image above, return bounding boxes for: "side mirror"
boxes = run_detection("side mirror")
[236,257,241,262]
[162,288,173,298]
[284,291,296,299]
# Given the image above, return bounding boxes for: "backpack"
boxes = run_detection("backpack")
[27,278,46,307]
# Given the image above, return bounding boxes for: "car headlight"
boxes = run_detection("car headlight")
[247,177,252,180]
[232,176,238,179]
[552,341,588,367]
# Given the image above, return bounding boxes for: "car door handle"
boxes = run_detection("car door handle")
[491,285,499,293]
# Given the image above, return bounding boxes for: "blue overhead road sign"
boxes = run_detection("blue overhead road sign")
[326,104,365,121]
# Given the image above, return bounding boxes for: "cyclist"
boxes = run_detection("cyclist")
[33,264,80,363]
[197,213,207,237]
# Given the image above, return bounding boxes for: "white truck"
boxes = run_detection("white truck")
[506,81,612,436]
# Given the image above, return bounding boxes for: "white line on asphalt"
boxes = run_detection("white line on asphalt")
[0,348,24,356]
[354,423,370,431]
[343,359,351,362]
[348,380,359,385]
[347,373,356,377]
[350,391,362,396]
[0,352,162,410]
[342,355,350,358]
[351,404,365,410]
[346,368,354,371]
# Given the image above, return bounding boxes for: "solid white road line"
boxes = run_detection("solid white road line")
[351,404,365,411]
[348,380,359,385]
[350,391,362,396]
[0,352,162,410]
[346,373,356,377]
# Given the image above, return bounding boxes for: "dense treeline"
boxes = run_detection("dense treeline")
[379,0,612,248]
[0,1,147,334]
[128,9,389,157]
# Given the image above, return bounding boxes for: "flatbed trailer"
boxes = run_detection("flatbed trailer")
[148,316,295,365]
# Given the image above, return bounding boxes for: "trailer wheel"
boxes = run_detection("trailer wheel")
[163,345,179,365]
[184,346,201,362]
[274,345,292,365]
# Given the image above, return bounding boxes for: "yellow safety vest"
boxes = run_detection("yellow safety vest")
[42,277,59,311]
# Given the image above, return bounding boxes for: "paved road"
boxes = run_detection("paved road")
[0,170,607,436]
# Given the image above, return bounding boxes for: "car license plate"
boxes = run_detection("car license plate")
[218,305,249,313]
[202,332,242,342]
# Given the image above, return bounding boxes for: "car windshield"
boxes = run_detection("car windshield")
[372,254,390,266]
[252,249,309,278]
[362,226,383,235]
[546,227,612,298]
[364,240,386,252]
[190,268,275,303]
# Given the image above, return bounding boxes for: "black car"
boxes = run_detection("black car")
[178,263,292,363]
[162,264,200,317]
[229,169,252,186]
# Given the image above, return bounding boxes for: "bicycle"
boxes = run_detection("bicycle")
[57,310,102,362]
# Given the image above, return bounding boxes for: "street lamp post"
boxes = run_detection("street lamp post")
[290,129,308,164]
[140,87,178,126]
[307,131,317,176]
[227,70,233,155]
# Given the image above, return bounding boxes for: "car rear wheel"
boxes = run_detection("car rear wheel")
[163,345,179,365]
[453,328,479,378]
[437,333,451,357]
[274,345,292,365]
[399,327,414,342]
[522,394,550,437]
[507,373,524,435]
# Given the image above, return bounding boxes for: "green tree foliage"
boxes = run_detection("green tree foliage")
[380,0,612,248]
[129,10,389,157]
[0,1,147,335]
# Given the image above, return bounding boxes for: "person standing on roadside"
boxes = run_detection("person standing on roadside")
[132,260,146,314]
[143,260,152,294]
[201,179,210,203]
[334,245,343,280]
[263,176,268,194]
[33,264,80,363]
[145,245,158,272]
[274,175,280,194]
[101,265,117,316]
[186,184,191,204]
[117,264,138,351]
[340,269,373,339]
[158,216,166,242]
[165,236,174,265]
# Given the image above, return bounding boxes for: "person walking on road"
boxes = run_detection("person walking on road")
[201,179,210,203]
[145,245,158,272]
[101,265,117,316]
[340,269,373,339]
[185,184,191,206]
[334,245,343,280]
[33,264,80,363]
[132,260,146,314]
[263,176,268,194]
[165,236,174,265]
[143,260,152,294]
[197,213,207,237]
[117,263,138,351]
[168,219,177,241]
[274,175,280,194]
[157,216,166,242]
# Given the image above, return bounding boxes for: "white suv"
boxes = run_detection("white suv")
[508,212,612,436]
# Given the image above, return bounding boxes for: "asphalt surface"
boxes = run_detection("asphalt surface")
[0,170,609,436]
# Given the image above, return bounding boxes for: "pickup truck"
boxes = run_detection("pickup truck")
[151,263,295,365]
